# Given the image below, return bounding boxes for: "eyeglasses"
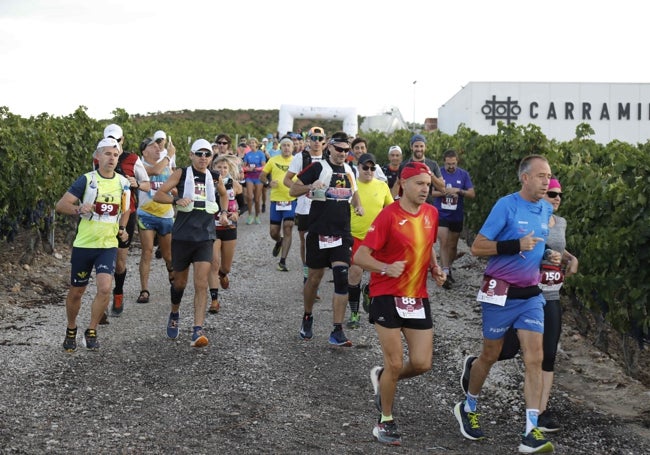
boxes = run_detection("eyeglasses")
[361,165,376,171]
[330,144,350,153]
[216,141,229,145]
[309,135,324,142]
[546,191,562,198]
[193,151,213,158]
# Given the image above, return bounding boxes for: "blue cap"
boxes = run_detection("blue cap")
[410,134,426,145]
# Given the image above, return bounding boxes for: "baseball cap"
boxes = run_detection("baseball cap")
[191,138,213,153]
[153,130,166,141]
[309,126,325,136]
[262,137,269,142]
[96,137,120,151]
[548,178,562,191]
[329,131,351,144]
[358,153,376,165]
[279,137,293,146]
[103,124,123,140]
[139,138,155,153]
[389,145,402,154]
[410,134,426,146]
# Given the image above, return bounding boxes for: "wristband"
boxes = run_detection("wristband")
[172,196,180,206]
[496,239,520,255]
[118,226,126,231]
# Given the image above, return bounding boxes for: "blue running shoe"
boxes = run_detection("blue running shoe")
[190,326,208,348]
[300,314,313,340]
[454,401,485,440]
[329,328,352,347]
[519,427,554,453]
[167,313,179,339]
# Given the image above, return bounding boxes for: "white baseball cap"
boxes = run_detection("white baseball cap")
[389,145,402,154]
[103,124,123,140]
[96,137,120,151]
[191,138,213,153]
[153,130,166,141]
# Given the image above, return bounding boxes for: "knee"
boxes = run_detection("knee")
[411,357,432,375]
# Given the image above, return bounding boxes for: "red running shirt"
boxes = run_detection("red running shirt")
[362,202,438,298]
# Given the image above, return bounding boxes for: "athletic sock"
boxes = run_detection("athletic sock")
[209,288,219,300]
[525,408,539,435]
[380,414,393,423]
[465,392,479,412]
[348,284,360,313]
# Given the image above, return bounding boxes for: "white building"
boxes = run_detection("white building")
[438,82,650,144]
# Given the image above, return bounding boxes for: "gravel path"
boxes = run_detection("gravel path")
[1,214,649,454]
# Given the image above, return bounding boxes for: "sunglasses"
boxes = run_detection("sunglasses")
[546,191,562,198]
[330,144,350,153]
[193,151,213,158]
[309,135,325,142]
[216,141,229,145]
[361,165,376,171]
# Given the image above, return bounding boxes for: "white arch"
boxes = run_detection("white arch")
[278,104,358,137]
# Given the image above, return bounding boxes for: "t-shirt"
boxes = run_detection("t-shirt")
[262,154,296,202]
[350,179,394,240]
[68,171,128,249]
[172,167,221,242]
[479,192,553,288]
[297,160,356,237]
[362,202,439,298]
[138,159,174,218]
[433,166,474,223]
[382,164,401,192]
[541,214,567,300]
[243,150,266,179]
[288,152,323,215]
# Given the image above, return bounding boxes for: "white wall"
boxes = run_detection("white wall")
[438,82,650,144]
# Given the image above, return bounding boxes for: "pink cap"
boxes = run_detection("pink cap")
[548,178,562,191]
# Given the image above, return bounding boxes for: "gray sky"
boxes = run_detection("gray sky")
[0,0,644,122]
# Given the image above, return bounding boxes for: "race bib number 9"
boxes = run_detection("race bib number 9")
[539,264,565,292]
[394,297,425,319]
[476,276,509,306]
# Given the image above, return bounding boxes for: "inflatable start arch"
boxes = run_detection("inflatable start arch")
[278,104,358,137]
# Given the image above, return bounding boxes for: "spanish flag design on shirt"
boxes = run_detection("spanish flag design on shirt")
[362,202,438,298]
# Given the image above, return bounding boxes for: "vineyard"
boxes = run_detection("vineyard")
[1,105,648,379]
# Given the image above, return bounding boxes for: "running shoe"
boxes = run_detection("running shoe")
[190,326,208,348]
[448,269,456,283]
[537,410,560,433]
[299,314,313,340]
[361,284,371,313]
[442,277,453,290]
[277,263,289,272]
[346,312,361,329]
[111,293,124,316]
[167,313,179,339]
[208,299,220,314]
[518,427,554,453]
[155,246,162,259]
[63,327,77,352]
[460,355,477,394]
[254,216,261,225]
[99,310,109,325]
[370,366,384,412]
[246,215,254,225]
[272,240,282,257]
[329,329,352,347]
[84,328,99,350]
[453,401,485,440]
[219,273,229,290]
[372,419,401,446]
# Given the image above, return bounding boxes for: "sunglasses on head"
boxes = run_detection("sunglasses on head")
[361,164,376,171]
[193,151,212,158]
[547,191,562,198]
[330,144,350,153]
[309,135,324,142]
[216,141,229,145]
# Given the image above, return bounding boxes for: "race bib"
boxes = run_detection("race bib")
[94,201,118,216]
[441,195,458,210]
[276,201,292,211]
[539,264,565,292]
[394,297,425,319]
[318,235,342,249]
[476,276,509,306]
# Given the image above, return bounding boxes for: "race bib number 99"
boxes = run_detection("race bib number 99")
[94,202,118,216]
